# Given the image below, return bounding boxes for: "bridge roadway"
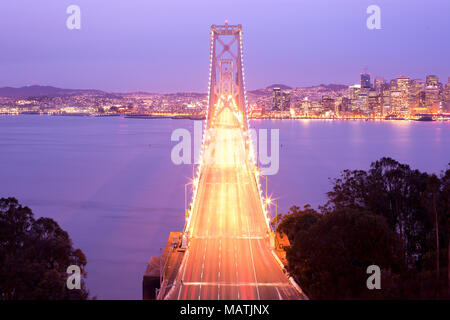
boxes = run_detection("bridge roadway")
[165,106,306,300]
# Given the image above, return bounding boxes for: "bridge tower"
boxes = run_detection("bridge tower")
[206,22,249,133]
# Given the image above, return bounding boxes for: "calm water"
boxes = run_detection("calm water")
[0,115,449,299]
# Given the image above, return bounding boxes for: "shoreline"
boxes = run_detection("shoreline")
[1,113,449,122]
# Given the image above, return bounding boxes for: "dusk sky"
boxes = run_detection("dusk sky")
[0,0,449,93]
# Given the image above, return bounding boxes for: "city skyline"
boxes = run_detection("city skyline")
[0,0,449,92]
[2,71,449,120]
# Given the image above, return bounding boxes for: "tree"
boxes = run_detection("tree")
[276,205,321,243]
[307,157,450,298]
[284,208,403,299]
[325,157,443,270]
[0,198,89,300]
[439,166,450,292]
[422,174,441,282]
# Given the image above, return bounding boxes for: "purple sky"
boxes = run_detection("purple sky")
[0,0,449,93]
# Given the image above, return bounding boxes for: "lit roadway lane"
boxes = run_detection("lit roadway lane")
[165,106,306,300]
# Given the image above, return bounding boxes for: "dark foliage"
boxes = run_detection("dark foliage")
[278,158,450,299]
[0,198,89,300]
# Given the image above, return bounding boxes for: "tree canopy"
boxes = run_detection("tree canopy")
[277,158,450,299]
[0,198,89,300]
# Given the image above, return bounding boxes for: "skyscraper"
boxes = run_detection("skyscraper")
[444,77,450,113]
[374,77,385,92]
[348,84,361,100]
[357,92,368,111]
[409,79,426,111]
[389,79,396,88]
[272,87,281,110]
[390,89,402,114]
[361,73,371,89]
[425,86,441,113]
[395,76,411,114]
[424,75,440,114]
[338,97,351,113]
[368,89,381,115]
[381,84,391,115]
[426,75,439,87]
[281,92,291,111]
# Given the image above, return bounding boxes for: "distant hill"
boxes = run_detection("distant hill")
[0,85,105,98]
[0,84,349,98]
[313,84,348,91]
[266,84,292,90]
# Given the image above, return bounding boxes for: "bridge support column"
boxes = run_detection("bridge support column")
[142,257,161,300]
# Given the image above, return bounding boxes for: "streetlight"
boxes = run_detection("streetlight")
[184,181,193,230]
[265,197,278,232]
[185,183,189,217]
[265,175,268,201]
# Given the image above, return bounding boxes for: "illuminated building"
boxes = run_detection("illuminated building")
[272,88,281,110]
[339,97,351,113]
[394,76,411,114]
[281,92,291,111]
[357,92,368,111]
[426,75,439,87]
[321,96,335,113]
[348,84,361,99]
[361,73,371,89]
[444,77,450,113]
[301,97,311,115]
[368,89,381,115]
[381,88,391,115]
[409,79,426,112]
[373,77,385,92]
[422,75,441,114]
[390,89,402,114]
[425,85,441,114]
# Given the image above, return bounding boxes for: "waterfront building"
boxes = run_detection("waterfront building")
[390,89,403,114]
[444,77,450,113]
[272,87,282,110]
[321,96,336,114]
[395,76,411,114]
[409,79,426,113]
[301,97,311,115]
[368,89,381,115]
[425,85,441,114]
[281,91,291,111]
[381,86,391,115]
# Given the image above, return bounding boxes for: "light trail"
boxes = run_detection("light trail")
[163,98,306,300]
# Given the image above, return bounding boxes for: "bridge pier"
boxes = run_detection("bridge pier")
[142,231,185,300]
[142,257,161,300]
